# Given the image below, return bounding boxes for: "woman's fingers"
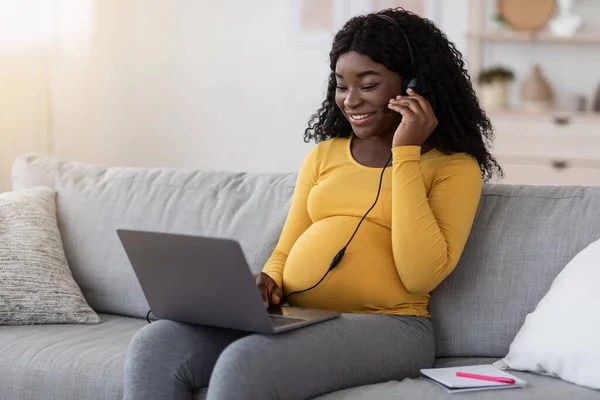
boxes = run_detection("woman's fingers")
[256,272,276,308]
[390,97,423,114]
[405,89,436,118]
[387,102,416,120]
[272,286,282,305]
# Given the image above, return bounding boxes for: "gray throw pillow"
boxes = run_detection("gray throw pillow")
[0,187,100,324]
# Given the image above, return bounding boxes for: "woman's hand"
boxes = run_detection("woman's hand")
[387,88,438,147]
[255,272,283,308]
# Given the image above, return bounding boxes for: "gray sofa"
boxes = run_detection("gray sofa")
[3,153,600,400]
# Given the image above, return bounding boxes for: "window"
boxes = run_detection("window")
[0,0,93,49]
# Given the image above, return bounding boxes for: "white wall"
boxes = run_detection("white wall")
[439,0,468,55]
[17,0,600,183]
[0,0,466,191]
[51,0,331,174]
[49,0,463,175]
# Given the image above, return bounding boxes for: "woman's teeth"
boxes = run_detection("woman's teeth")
[349,113,375,121]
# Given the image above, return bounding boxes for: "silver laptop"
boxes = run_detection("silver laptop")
[116,229,341,334]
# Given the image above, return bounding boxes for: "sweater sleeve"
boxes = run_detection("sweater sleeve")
[391,146,482,294]
[261,146,319,288]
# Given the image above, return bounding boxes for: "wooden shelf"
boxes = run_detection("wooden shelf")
[466,0,600,187]
[468,30,600,44]
[486,109,600,122]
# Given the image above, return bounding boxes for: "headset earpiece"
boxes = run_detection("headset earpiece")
[402,77,419,95]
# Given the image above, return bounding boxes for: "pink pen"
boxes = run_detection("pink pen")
[456,372,516,384]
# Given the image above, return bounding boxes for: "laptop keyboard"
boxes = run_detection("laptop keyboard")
[269,315,307,328]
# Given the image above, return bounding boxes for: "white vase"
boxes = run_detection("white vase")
[481,81,510,112]
[550,0,582,37]
[521,65,554,114]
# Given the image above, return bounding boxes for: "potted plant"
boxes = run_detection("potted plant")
[490,13,506,31]
[478,66,515,111]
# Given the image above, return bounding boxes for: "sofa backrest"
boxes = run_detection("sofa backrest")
[430,184,600,358]
[12,155,600,359]
[12,155,296,318]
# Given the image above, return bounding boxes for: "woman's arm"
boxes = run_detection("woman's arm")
[391,146,482,294]
[261,146,320,288]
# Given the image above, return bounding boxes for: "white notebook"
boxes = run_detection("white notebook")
[420,364,527,394]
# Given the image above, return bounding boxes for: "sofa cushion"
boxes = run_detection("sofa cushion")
[0,187,100,325]
[12,155,296,318]
[429,185,600,358]
[494,236,600,389]
[314,357,600,400]
[0,313,145,400]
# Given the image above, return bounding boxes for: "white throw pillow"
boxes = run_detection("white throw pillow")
[0,187,100,324]
[494,237,600,389]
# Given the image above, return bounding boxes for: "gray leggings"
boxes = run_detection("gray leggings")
[123,313,435,400]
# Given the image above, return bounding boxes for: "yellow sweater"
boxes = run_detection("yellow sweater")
[262,137,482,318]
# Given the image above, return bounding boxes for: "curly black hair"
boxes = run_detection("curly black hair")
[304,8,503,181]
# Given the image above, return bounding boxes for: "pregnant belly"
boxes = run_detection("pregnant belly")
[282,217,408,312]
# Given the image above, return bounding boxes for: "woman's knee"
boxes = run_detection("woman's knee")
[125,320,212,400]
[126,320,180,369]
[208,335,280,400]
[126,320,249,393]
[214,334,270,371]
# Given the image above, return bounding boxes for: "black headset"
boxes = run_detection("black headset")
[284,14,418,302]
[381,14,419,95]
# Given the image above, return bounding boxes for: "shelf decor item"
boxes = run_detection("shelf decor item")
[549,0,582,37]
[478,66,514,111]
[521,65,554,114]
[593,83,600,113]
[490,13,507,31]
[498,0,556,31]
[575,95,587,112]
